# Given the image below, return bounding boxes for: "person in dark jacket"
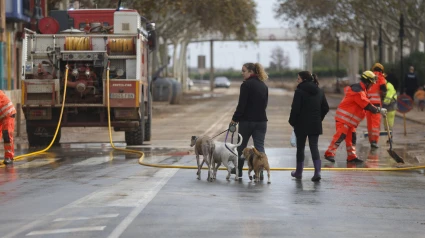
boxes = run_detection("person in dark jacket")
[288,71,329,181]
[405,66,418,100]
[231,62,269,180]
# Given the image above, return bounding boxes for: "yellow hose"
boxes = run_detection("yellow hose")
[106,63,145,159]
[109,38,134,53]
[65,37,91,51]
[0,66,69,167]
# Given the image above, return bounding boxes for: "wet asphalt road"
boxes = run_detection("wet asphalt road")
[1,83,425,237]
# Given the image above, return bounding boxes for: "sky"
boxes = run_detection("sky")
[185,0,301,70]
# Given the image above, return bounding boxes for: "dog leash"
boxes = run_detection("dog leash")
[224,123,238,156]
[211,129,229,139]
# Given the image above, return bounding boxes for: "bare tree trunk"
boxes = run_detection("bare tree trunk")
[177,39,188,83]
[180,40,190,92]
[414,29,420,52]
[171,39,180,78]
[368,34,375,65]
[151,32,160,77]
[158,37,169,76]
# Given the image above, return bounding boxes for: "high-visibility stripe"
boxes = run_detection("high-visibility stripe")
[368,93,381,103]
[336,108,362,121]
[0,102,13,112]
[0,107,16,119]
[335,111,360,124]
[335,114,358,127]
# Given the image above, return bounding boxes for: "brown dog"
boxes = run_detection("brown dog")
[242,147,271,184]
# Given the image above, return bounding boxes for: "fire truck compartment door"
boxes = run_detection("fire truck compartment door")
[108,81,139,107]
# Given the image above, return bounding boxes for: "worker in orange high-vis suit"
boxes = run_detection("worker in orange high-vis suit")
[0,90,16,165]
[324,71,387,163]
[367,63,387,148]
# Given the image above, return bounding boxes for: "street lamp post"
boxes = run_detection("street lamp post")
[363,31,367,72]
[336,36,340,93]
[399,14,404,94]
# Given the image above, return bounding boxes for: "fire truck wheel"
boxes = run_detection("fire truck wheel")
[125,101,145,145]
[144,93,152,141]
[26,124,61,147]
[144,117,151,141]
[125,121,144,145]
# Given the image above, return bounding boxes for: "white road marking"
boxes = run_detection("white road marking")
[53,214,119,222]
[72,156,112,166]
[107,168,178,238]
[3,168,178,238]
[26,226,106,236]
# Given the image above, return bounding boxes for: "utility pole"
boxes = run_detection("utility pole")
[336,36,340,93]
[0,0,5,90]
[378,24,383,63]
[209,40,214,92]
[399,14,404,94]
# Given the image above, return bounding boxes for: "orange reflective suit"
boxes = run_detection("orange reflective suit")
[0,90,16,160]
[325,83,373,161]
[365,71,387,143]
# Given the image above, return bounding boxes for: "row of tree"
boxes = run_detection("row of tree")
[274,0,425,69]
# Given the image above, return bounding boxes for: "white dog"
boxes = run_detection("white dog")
[212,134,242,181]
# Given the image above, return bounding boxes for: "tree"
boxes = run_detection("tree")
[269,46,290,71]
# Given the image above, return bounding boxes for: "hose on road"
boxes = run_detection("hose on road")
[4,66,424,172]
[0,66,69,168]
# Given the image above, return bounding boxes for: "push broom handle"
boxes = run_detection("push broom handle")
[384,115,393,150]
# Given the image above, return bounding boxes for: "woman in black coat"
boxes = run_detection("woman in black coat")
[288,71,329,181]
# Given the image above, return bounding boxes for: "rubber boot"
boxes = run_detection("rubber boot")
[3,158,13,165]
[238,157,245,179]
[311,160,321,182]
[291,161,303,179]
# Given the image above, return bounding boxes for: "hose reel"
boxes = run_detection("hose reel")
[64,37,92,51]
[108,37,135,54]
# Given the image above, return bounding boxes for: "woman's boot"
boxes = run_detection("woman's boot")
[311,160,321,181]
[291,161,303,179]
[238,157,245,179]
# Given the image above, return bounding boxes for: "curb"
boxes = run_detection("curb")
[395,113,425,125]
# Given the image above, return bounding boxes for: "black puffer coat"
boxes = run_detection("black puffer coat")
[288,80,329,135]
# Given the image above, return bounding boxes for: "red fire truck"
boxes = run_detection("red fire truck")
[21,8,156,146]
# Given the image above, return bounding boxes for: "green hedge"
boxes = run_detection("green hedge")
[190,68,347,80]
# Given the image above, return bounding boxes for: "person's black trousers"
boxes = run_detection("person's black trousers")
[236,121,267,175]
[295,133,320,163]
[406,89,415,101]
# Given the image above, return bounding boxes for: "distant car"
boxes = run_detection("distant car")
[214,77,231,88]
[187,78,194,90]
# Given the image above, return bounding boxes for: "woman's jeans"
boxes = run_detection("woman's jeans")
[296,133,320,163]
[237,121,267,155]
[236,121,267,176]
